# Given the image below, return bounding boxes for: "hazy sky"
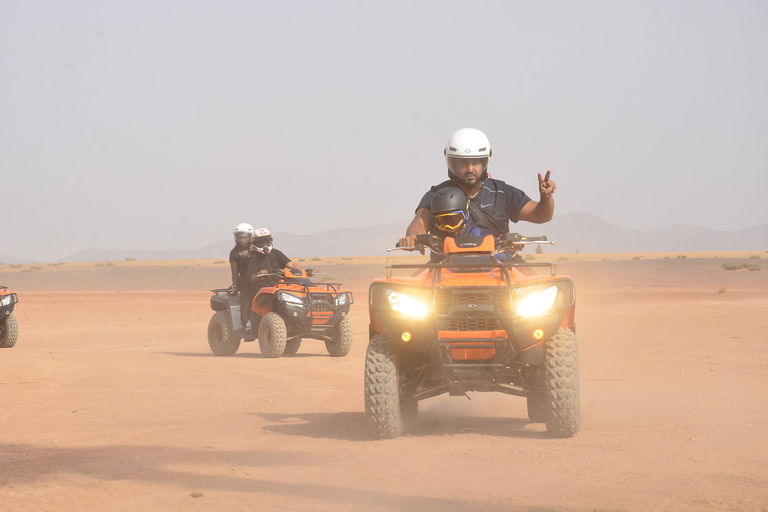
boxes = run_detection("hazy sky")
[2,1,767,261]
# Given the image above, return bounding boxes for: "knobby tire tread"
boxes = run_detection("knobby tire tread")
[259,312,287,358]
[0,314,18,348]
[325,316,353,357]
[364,333,403,439]
[543,327,581,437]
[207,311,240,356]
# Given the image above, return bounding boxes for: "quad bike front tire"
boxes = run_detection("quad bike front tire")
[0,314,19,348]
[258,312,287,358]
[364,333,403,439]
[283,338,302,355]
[325,316,352,357]
[542,327,581,437]
[207,311,240,356]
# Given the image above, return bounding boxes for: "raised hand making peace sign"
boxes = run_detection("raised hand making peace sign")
[538,170,557,198]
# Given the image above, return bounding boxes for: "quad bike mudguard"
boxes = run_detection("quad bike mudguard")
[210,291,244,331]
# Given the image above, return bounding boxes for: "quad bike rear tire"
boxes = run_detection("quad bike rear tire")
[325,316,352,357]
[258,312,287,358]
[0,314,19,348]
[364,333,403,439]
[542,327,580,438]
[207,311,240,356]
[283,338,302,355]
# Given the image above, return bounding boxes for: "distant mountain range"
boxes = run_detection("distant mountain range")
[3,212,767,263]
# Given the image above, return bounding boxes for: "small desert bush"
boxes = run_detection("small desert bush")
[321,276,336,282]
[125,257,135,261]
[10,264,23,269]
[718,287,726,294]
[557,257,570,262]
[722,263,762,271]
[632,256,643,260]
[677,255,687,259]
[29,265,43,271]
[749,254,761,259]
[311,257,321,261]
[213,260,226,264]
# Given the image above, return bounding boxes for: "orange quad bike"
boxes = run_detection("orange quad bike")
[1,285,19,348]
[207,268,353,358]
[365,233,580,439]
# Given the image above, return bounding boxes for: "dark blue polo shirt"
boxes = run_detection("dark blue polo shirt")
[416,178,532,236]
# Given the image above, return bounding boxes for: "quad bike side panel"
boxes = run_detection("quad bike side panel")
[210,292,244,332]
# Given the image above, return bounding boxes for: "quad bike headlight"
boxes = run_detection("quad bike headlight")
[278,291,304,306]
[335,293,351,306]
[385,288,428,318]
[516,285,558,316]
[0,295,11,307]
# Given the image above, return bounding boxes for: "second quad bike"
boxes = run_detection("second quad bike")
[207,268,354,358]
[365,233,580,439]
[1,285,19,348]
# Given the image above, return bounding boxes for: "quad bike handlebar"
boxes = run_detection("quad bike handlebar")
[389,233,553,256]
[253,267,322,280]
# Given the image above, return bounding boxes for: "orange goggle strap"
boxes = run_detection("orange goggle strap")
[432,210,467,232]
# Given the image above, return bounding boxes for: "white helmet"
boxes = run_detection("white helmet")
[252,227,273,254]
[444,128,492,181]
[444,128,492,159]
[233,223,255,236]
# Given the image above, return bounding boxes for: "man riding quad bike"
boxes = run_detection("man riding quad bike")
[364,233,580,439]
[1,285,19,348]
[207,268,354,358]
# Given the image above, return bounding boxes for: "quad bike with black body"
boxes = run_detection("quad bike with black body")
[207,268,353,358]
[365,233,580,439]
[1,285,19,348]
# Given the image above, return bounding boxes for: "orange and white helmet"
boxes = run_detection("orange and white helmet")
[252,227,273,254]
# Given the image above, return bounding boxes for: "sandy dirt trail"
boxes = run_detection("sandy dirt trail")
[1,257,767,511]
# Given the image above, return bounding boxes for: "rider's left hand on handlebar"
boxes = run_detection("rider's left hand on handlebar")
[397,236,425,254]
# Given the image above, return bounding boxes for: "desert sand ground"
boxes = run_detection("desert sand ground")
[1,252,767,511]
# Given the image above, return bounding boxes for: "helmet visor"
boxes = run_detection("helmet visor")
[252,235,273,248]
[432,211,467,233]
[446,157,489,175]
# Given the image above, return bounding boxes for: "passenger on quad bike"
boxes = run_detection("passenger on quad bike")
[247,227,307,334]
[398,127,557,250]
[229,223,255,328]
[427,187,491,262]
